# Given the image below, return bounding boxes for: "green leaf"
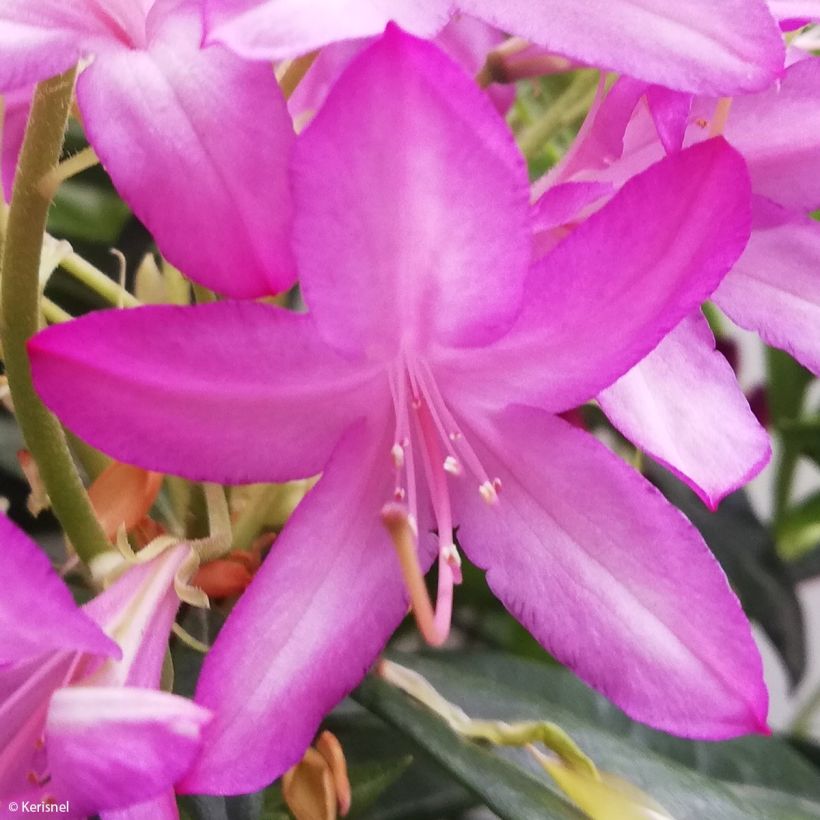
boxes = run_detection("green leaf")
[651,467,806,687]
[48,180,131,243]
[361,652,820,819]
[353,676,584,820]
[766,349,812,427]
[777,491,820,562]
[778,417,820,469]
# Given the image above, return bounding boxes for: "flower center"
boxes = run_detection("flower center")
[384,353,501,646]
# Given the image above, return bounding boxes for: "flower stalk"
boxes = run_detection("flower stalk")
[0,68,110,562]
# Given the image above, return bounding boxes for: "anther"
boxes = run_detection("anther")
[27,770,51,786]
[479,481,499,505]
[448,431,462,441]
[391,443,405,468]
[394,487,406,501]
[443,456,462,476]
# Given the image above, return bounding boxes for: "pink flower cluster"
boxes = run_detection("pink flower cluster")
[1,0,819,813]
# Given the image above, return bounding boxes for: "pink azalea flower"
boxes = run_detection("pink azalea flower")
[0,514,210,818]
[204,0,786,94]
[289,14,514,125]
[0,0,296,297]
[542,55,820,508]
[30,28,767,794]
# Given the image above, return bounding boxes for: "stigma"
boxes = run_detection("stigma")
[384,354,501,646]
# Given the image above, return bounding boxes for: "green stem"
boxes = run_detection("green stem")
[519,71,599,160]
[60,251,141,308]
[0,70,109,563]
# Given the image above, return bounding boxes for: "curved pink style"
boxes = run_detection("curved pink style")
[30,28,768,794]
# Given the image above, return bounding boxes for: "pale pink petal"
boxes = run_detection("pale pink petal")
[0,0,147,89]
[714,200,820,376]
[287,38,367,121]
[452,405,768,738]
[180,422,431,794]
[0,654,77,797]
[443,140,752,414]
[646,86,692,154]
[82,545,190,688]
[29,303,376,483]
[46,686,211,815]
[77,1,296,298]
[548,77,646,186]
[767,0,820,24]
[598,315,771,509]
[204,0,450,60]
[723,59,820,211]
[530,181,612,234]
[461,0,784,93]
[101,792,179,820]
[0,514,117,662]
[434,14,514,114]
[1,85,33,201]
[292,26,531,358]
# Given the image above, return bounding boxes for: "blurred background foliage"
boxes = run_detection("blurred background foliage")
[3,68,820,819]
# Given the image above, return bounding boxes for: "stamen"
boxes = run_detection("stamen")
[443,456,462,476]
[479,481,499,505]
[709,97,733,137]
[382,503,452,647]
[391,443,405,468]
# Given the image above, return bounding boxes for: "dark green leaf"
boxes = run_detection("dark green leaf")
[362,651,820,819]
[777,491,820,562]
[354,676,583,820]
[49,180,131,243]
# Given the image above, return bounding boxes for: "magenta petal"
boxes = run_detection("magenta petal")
[100,792,178,820]
[530,181,613,234]
[46,686,211,815]
[599,314,771,509]
[646,86,692,154]
[77,1,296,298]
[180,423,419,794]
[461,0,784,93]
[204,0,450,60]
[446,139,752,413]
[292,26,531,358]
[452,405,768,738]
[0,514,118,662]
[714,200,820,376]
[29,302,377,483]
[724,59,820,212]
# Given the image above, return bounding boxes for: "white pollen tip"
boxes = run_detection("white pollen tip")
[443,543,462,568]
[479,481,499,505]
[391,443,405,468]
[443,456,462,476]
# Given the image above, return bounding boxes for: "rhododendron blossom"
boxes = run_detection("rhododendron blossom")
[0,0,296,297]
[30,28,768,794]
[540,55,820,507]
[205,0,786,94]
[0,514,210,817]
